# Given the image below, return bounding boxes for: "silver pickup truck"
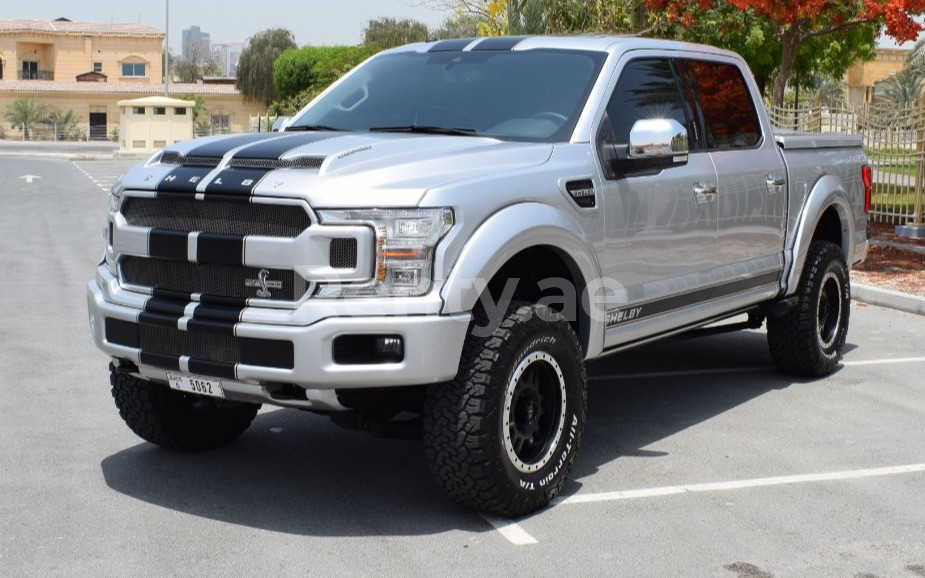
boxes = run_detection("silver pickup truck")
[88,36,870,516]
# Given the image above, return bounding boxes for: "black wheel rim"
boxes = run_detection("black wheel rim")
[817,271,843,349]
[503,351,567,473]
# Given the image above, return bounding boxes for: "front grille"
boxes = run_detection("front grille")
[330,238,358,269]
[122,197,311,237]
[122,257,306,301]
[105,318,294,369]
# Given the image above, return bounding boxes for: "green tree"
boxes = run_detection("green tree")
[178,94,206,122]
[236,28,297,106]
[272,45,381,115]
[878,70,924,106]
[433,14,484,39]
[363,17,430,48]
[4,97,49,139]
[545,0,648,34]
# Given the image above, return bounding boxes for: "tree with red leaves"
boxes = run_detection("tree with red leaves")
[647,0,925,107]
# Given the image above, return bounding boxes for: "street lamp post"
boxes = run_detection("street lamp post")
[164,0,170,96]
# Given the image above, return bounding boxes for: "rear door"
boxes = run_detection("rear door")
[682,57,787,289]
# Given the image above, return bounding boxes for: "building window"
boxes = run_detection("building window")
[174,107,187,115]
[93,62,102,73]
[153,107,166,115]
[133,107,146,115]
[22,61,39,79]
[122,62,146,77]
[211,114,231,134]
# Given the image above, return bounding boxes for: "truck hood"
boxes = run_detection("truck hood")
[130,131,554,207]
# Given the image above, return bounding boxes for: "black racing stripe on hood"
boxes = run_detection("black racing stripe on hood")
[472,36,526,51]
[184,133,280,158]
[203,168,271,196]
[156,166,213,193]
[231,132,343,160]
[428,38,477,52]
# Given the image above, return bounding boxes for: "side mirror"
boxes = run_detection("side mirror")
[629,118,689,158]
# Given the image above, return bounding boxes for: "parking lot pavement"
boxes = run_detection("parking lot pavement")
[2,156,923,576]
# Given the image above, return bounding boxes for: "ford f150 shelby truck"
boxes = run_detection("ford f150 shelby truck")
[88,36,870,516]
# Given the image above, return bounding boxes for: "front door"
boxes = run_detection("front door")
[89,112,107,141]
[596,56,718,347]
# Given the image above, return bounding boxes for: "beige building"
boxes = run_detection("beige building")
[0,17,264,140]
[845,48,911,104]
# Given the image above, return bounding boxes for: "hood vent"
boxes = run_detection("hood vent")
[228,156,325,169]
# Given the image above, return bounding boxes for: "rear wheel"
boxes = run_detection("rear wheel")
[110,363,260,451]
[424,303,587,517]
[767,241,850,377]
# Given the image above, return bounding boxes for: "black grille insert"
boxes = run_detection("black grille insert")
[122,257,306,301]
[330,238,358,269]
[121,197,311,237]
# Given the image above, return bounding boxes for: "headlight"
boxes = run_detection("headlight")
[316,208,454,297]
[103,176,124,275]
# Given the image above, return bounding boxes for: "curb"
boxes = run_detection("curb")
[853,283,925,316]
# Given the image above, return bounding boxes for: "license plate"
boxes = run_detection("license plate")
[167,373,225,399]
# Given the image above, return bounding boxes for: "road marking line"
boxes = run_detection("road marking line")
[480,514,538,546]
[556,463,925,505]
[842,356,925,366]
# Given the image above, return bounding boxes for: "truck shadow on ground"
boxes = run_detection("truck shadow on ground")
[100,328,855,536]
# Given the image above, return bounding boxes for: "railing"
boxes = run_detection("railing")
[17,70,54,81]
[768,102,925,227]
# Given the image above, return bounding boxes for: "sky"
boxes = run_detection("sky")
[3,1,455,50]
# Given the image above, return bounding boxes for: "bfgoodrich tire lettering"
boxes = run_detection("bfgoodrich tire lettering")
[767,241,851,377]
[424,302,587,517]
[110,363,260,451]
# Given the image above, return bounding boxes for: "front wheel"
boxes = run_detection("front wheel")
[767,241,851,377]
[424,303,587,517]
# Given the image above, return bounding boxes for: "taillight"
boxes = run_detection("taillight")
[861,164,872,214]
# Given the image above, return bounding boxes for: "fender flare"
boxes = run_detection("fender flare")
[440,202,605,358]
[784,174,857,297]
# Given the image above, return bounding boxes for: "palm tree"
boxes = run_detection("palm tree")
[4,98,49,140]
[878,71,923,107]
[46,109,83,140]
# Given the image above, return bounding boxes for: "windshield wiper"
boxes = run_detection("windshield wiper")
[284,124,344,132]
[369,125,478,136]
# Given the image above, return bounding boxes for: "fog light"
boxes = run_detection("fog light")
[375,336,403,361]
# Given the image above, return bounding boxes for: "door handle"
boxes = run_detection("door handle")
[693,182,717,203]
[766,175,785,194]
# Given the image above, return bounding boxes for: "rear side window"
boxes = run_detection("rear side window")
[686,61,761,150]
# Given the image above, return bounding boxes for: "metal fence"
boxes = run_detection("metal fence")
[767,102,925,226]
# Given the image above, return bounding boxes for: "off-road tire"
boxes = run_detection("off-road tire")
[767,241,851,377]
[110,363,260,451]
[424,303,587,517]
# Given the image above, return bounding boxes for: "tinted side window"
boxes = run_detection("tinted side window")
[603,59,688,147]
[686,61,761,150]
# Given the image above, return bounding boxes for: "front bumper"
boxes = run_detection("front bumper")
[87,273,470,411]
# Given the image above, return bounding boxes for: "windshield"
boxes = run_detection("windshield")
[286,48,607,142]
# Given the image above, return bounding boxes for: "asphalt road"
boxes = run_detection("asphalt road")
[1,156,924,577]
